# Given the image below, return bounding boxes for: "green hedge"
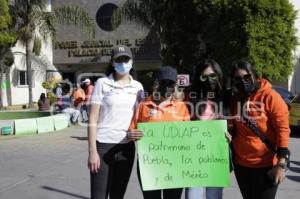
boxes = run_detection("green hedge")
[0,111,51,120]
[206,0,298,80]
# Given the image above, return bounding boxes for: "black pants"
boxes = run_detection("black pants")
[234,164,279,199]
[90,142,135,199]
[137,161,183,199]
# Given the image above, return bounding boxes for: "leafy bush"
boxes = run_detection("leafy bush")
[123,0,298,80]
[42,81,57,90]
[46,92,57,104]
[206,0,298,80]
[0,0,16,47]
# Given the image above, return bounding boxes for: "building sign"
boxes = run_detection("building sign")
[54,38,149,58]
[177,74,190,87]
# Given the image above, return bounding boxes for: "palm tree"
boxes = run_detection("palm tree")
[9,0,95,108]
[116,0,169,45]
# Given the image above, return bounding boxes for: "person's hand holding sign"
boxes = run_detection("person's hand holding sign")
[127,129,144,141]
[225,132,232,143]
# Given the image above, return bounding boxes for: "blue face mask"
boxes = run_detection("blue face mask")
[113,60,133,75]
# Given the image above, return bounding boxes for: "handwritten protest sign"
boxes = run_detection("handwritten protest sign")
[137,120,229,191]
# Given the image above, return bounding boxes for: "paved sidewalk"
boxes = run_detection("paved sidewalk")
[0,126,299,199]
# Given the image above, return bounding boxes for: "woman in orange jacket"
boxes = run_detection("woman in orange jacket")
[230,60,290,199]
[128,66,190,199]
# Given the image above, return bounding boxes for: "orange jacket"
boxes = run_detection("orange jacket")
[72,88,85,107]
[231,79,290,168]
[129,96,190,129]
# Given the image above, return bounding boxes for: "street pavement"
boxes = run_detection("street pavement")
[0,126,299,199]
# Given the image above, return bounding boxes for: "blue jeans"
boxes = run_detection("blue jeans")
[185,187,223,199]
[81,104,89,122]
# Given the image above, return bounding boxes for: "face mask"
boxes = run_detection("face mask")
[200,77,220,99]
[158,86,175,98]
[235,79,256,96]
[113,60,133,75]
[203,78,219,92]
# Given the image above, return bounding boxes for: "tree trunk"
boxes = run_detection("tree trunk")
[0,67,4,109]
[5,69,12,106]
[0,50,4,109]
[26,39,34,108]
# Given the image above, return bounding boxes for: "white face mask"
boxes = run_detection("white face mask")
[113,59,133,75]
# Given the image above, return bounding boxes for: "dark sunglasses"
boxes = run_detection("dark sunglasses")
[199,73,218,82]
[114,56,131,63]
[232,74,252,82]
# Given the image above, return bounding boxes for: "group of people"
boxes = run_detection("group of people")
[56,79,94,124]
[87,45,290,199]
[37,77,94,124]
[71,78,94,123]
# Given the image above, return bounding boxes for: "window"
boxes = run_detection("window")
[18,70,34,86]
[19,71,27,85]
[96,3,121,31]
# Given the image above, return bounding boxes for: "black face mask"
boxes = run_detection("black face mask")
[154,80,176,100]
[200,78,221,100]
[203,78,219,92]
[157,85,175,98]
[234,79,256,96]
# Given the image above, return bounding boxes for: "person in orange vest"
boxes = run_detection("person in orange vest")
[71,84,86,108]
[128,66,190,199]
[71,84,86,122]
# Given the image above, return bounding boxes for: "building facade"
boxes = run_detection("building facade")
[2,0,161,107]
[1,0,300,107]
[52,0,300,94]
[52,0,161,84]
[1,0,54,107]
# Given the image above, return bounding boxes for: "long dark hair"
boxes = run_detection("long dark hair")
[39,93,46,101]
[192,59,224,101]
[230,60,260,93]
[230,60,259,79]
